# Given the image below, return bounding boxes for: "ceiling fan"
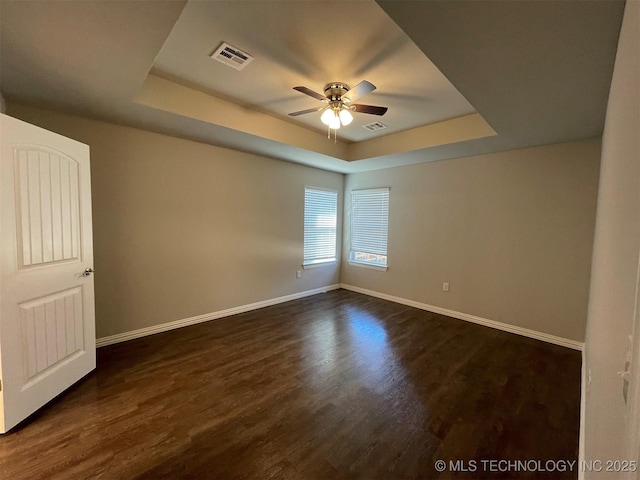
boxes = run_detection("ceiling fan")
[288,80,388,139]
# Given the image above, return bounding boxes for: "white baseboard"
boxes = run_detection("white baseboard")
[96,284,341,348]
[98,283,584,351]
[340,283,584,351]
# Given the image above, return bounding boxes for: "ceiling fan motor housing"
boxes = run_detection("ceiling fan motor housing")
[323,83,350,102]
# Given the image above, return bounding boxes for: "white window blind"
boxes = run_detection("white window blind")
[350,188,389,268]
[303,188,338,265]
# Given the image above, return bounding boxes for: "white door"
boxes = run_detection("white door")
[0,114,95,433]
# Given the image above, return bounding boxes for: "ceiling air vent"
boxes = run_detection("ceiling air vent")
[211,42,254,70]
[363,121,387,132]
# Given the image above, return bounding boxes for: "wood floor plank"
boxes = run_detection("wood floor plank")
[0,289,581,479]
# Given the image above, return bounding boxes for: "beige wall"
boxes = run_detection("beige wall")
[584,0,640,475]
[342,140,601,343]
[6,103,603,346]
[7,103,343,339]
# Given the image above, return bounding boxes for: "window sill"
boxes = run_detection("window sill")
[348,261,388,272]
[302,260,338,270]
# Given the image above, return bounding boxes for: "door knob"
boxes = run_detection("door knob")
[83,267,95,276]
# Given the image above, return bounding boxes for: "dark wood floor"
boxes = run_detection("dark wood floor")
[0,289,581,480]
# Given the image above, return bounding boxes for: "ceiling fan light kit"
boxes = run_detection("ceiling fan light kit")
[289,80,388,141]
[320,103,353,128]
[339,108,353,126]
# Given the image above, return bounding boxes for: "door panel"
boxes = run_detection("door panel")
[15,147,82,268]
[0,113,95,433]
[19,286,84,382]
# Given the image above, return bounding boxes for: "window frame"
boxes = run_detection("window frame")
[348,187,390,271]
[302,187,338,268]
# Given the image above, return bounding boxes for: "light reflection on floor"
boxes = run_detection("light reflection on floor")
[306,315,337,376]
[303,303,427,429]
[345,305,391,388]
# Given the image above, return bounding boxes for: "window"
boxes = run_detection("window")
[303,187,338,266]
[349,188,389,269]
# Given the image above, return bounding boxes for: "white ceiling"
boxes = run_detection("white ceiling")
[0,0,625,173]
[151,0,476,142]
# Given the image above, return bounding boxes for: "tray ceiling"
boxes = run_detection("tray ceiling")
[0,0,625,173]
[151,0,477,142]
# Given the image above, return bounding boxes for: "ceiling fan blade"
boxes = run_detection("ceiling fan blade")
[293,86,326,101]
[343,80,376,103]
[352,104,388,116]
[288,107,324,117]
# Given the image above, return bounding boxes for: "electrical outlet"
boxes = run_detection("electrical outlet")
[296,270,302,279]
[443,282,449,292]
